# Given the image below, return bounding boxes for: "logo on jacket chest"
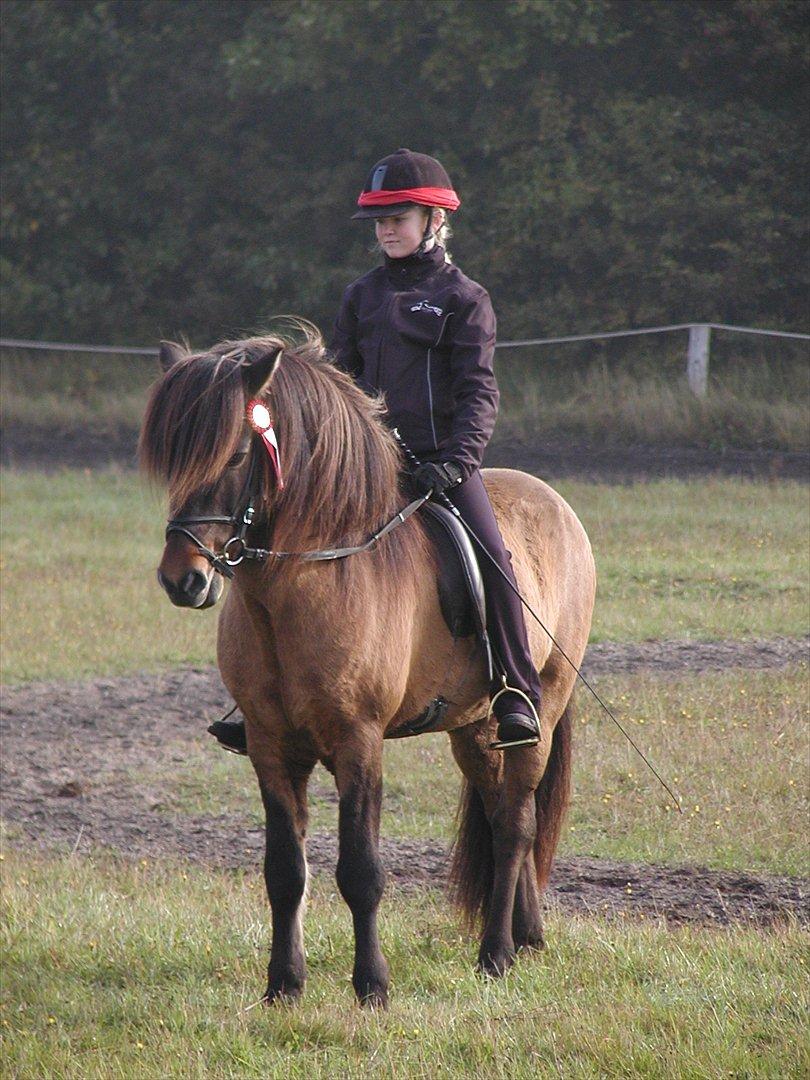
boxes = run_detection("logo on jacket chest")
[410,299,444,317]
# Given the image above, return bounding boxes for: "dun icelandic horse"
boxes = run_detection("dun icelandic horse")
[139,330,595,1007]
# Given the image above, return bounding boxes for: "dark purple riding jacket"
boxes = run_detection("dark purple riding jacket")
[330,244,498,480]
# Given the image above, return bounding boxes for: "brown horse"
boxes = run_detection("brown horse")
[139,329,595,1007]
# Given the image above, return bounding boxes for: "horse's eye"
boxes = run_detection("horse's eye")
[227,451,247,468]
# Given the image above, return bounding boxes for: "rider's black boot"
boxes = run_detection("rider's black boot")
[491,712,540,750]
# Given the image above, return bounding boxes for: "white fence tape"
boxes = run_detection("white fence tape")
[2,322,808,397]
[0,338,158,355]
[495,322,810,349]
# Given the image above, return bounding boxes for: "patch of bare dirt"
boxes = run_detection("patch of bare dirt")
[485,439,810,484]
[1,426,138,472]
[585,636,809,676]
[2,640,808,928]
[3,425,808,482]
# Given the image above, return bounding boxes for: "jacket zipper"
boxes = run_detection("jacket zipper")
[376,294,396,389]
[426,313,453,451]
[426,348,438,449]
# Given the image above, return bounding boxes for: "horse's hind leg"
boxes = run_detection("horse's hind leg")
[250,742,316,1003]
[333,728,389,1008]
[477,762,543,975]
[451,701,566,975]
[450,723,534,974]
[480,674,575,973]
[513,857,545,951]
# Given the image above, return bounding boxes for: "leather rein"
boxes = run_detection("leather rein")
[165,451,429,580]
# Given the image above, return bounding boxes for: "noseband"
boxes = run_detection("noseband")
[165,449,430,579]
[165,454,264,580]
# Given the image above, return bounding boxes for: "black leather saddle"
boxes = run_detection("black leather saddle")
[385,501,493,739]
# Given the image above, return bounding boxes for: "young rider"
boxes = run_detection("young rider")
[332,148,542,748]
[210,148,541,753]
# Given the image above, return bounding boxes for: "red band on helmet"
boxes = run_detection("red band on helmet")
[357,186,460,211]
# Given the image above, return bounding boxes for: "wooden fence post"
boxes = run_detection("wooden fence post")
[687,324,710,397]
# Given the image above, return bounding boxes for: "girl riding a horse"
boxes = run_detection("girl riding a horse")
[141,151,595,1004]
[214,148,542,753]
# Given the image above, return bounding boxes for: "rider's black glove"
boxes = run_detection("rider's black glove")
[413,461,464,496]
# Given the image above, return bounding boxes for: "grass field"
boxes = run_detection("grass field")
[1,469,807,682]
[1,452,808,1076]
[2,343,809,451]
[135,665,809,878]
[1,852,807,1079]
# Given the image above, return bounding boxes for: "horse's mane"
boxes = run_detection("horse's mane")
[140,328,423,575]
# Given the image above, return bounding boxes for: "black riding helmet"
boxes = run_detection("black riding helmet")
[352,148,461,219]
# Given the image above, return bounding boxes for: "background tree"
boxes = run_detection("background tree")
[2,0,807,344]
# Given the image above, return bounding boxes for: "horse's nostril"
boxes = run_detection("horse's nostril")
[181,570,208,598]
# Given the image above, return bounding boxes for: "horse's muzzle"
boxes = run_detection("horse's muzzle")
[157,567,223,609]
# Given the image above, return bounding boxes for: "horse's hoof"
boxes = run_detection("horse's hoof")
[354,972,389,1009]
[263,983,304,1005]
[476,947,516,978]
[514,929,545,952]
[357,987,389,1010]
[353,957,389,1008]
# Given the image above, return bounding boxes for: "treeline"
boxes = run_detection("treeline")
[2,0,808,345]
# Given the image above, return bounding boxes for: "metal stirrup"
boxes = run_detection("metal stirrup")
[487,674,541,751]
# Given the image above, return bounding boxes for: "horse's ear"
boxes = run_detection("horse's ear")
[159,340,186,373]
[241,347,282,398]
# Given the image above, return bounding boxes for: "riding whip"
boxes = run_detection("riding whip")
[392,428,682,813]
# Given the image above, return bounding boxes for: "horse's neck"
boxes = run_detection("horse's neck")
[252,511,431,630]
[269,434,403,552]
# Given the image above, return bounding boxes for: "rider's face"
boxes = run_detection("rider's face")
[374,207,434,258]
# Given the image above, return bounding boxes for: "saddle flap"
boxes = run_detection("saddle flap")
[419,501,492,680]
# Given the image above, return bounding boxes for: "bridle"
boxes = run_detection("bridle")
[164,444,429,579]
[165,452,263,580]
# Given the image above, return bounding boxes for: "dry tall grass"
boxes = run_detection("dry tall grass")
[495,350,809,451]
[2,344,808,451]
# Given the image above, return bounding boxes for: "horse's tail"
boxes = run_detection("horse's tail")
[533,698,573,891]
[448,781,493,930]
[448,699,573,928]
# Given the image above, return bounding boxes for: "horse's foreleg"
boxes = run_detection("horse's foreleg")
[253,757,314,1003]
[333,730,389,1008]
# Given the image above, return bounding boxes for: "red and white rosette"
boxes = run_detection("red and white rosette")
[246,398,284,490]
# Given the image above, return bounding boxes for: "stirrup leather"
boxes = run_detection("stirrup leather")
[488,676,541,751]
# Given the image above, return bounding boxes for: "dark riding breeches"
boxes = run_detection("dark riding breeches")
[444,470,543,720]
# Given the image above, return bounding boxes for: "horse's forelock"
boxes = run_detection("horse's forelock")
[139,351,246,506]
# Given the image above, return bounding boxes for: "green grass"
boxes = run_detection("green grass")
[1,470,807,681]
[138,666,809,878]
[563,476,809,641]
[0,470,219,682]
[1,851,807,1079]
